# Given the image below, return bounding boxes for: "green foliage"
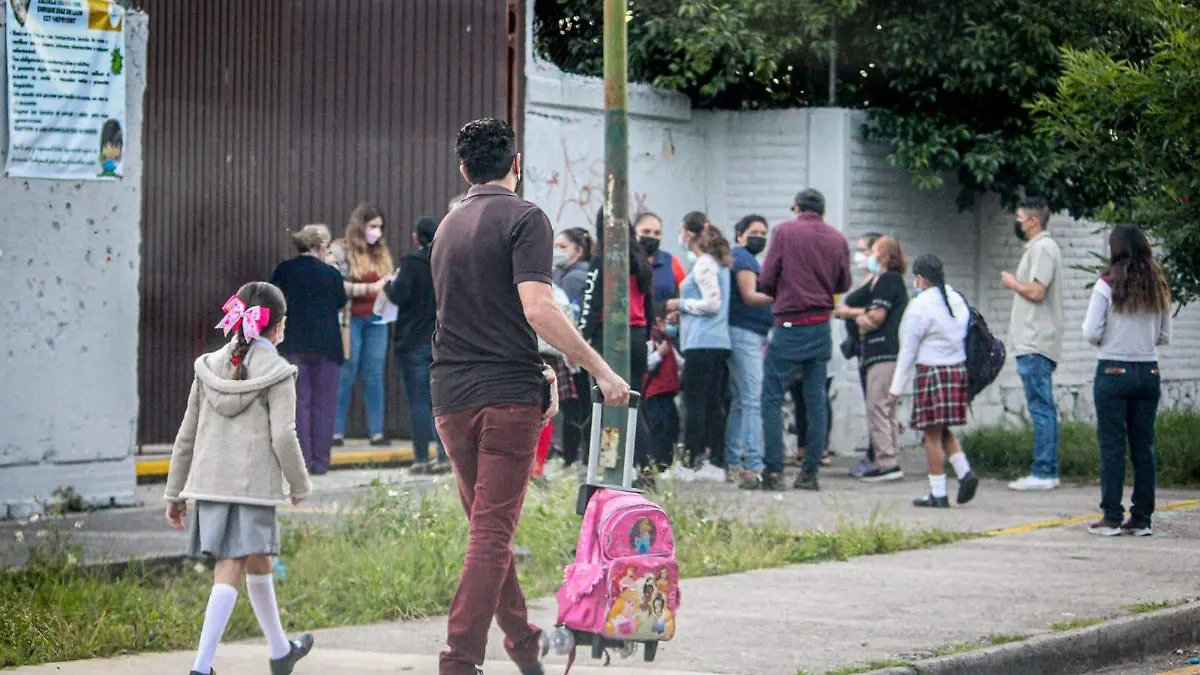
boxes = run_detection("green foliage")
[1030,1,1200,304]
[1049,617,1105,632]
[0,478,969,668]
[962,410,1200,487]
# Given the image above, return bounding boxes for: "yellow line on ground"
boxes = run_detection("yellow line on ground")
[1156,665,1200,675]
[985,499,1200,537]
[135,448,415,478]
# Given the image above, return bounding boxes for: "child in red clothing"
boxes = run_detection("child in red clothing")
[643,310,684,470]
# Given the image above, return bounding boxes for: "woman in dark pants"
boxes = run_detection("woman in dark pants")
[384,216,448,473]
[554,227,594,468]
[578,212,657,477]
[1082,224,1172,537]
[271,225,348,474]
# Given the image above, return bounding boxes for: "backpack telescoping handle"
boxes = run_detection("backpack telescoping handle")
[586,386,643,489]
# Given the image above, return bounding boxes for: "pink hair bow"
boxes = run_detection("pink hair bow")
[215,295,271,341]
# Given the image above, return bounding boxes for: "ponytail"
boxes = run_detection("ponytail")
[216,282,288,381]
[230,332,253,380]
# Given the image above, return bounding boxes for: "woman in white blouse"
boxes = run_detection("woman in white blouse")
[888,254,979,508]
[1081,224,1172,537]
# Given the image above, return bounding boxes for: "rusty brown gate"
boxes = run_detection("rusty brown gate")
[136,0,525,445]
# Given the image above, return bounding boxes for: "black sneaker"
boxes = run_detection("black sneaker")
[913,494,950,508]
[860,465,904,483]
[369,436,390,447]
[1122,519,1152,537]
[762,471,787,491]
[331,436,344,447]
[269,634,314,675]
[956,472,979,505]
[793,470,820,491]
[739,472,763,490]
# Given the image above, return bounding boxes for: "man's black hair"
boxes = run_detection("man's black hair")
[793,188,826,216]
[1018,195,1052,230]
[456,118,516,185]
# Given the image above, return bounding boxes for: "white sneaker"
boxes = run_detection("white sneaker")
[1007,475,1057,491]
[660,464,697,483]
[696,461,727,483]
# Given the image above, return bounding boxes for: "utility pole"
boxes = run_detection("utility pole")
[601,0,631,485]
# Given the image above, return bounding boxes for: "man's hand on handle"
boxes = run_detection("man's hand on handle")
[594,367,631,406]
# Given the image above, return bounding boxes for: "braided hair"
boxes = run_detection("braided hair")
[912,254,954,317]
[227,282,287,380]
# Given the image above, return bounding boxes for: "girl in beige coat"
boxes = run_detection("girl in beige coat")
[164,281,314,675]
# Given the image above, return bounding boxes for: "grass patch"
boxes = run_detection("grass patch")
[1049,617,1105,632]
[825,660,913,674]
[932,633,1030,656]
[1125,600,1181,614]
[0,479,972,668]
[962,409,1200,487]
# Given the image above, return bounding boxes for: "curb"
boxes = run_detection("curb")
[866,602,1200,675]
[136,448,416,478]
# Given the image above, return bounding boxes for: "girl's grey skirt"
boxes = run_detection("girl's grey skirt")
[187,500,279,559]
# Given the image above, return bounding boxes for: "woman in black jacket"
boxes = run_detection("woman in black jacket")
[578,211,659,476]
[384,216,447,473]
[271,225,348,474]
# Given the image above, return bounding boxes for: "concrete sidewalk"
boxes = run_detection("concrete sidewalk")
[7,645,719,675]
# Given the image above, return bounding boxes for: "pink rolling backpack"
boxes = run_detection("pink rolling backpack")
[548,388,681,669]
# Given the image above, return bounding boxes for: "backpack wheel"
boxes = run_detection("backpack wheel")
[616,641,638,659]
[549,626,575,655]
[591,633,605,660]
[643,640,658,662]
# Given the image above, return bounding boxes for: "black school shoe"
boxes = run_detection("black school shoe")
[957,472,979,505]
[913,494,950,508]
[793,470,820,491]
[270,634,314,675]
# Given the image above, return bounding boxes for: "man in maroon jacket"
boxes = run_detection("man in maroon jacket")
[744,189,851,492]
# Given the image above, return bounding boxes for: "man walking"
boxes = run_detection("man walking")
[431,118,630,675]
[1002,196,1065,491]
[745,189,851,491]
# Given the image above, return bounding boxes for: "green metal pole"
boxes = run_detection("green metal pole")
[601,0,631,485]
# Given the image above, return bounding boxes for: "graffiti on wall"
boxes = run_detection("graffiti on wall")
[527,137,656,229]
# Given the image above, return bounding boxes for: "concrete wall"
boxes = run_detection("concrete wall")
[0,11,147,518]
[524,45,1200,456]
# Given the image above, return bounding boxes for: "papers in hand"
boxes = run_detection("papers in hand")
[373,289,398,324]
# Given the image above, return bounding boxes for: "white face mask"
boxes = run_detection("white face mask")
[854,251,869,269]
[365,229,382,245]
[553,249,570,269]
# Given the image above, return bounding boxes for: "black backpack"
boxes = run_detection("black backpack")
[964,306,1005,402]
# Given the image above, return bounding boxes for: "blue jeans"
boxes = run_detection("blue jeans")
[335,315,389,438]
[762,322,832,475]
[400,343,446,464]
[725,327,767,472]
[1017,354,1059,479]
[1095,361,1160,525]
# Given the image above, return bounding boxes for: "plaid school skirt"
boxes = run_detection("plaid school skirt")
[911,363,968,430]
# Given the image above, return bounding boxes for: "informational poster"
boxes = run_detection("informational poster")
[5,0,126,180]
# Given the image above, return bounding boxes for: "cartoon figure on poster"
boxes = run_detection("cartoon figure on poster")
[99,119,122,178]
[8,0,30,27]
[631,517,655,553]
[605,563,676,640]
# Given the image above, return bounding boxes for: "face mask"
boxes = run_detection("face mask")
[913,280,924,294]
[866,255,882,275]
[744,236,767,256]
[553,249,570,269]
[1013,220,1027,242]
[365,229,382,245]
[686,251,698,263]
[854,251,869,269]
[639,236,660,257]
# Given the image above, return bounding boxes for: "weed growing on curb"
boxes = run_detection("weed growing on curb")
[1050,617,1106,632]
[825,659,913,674]
[1124,600,1182,614]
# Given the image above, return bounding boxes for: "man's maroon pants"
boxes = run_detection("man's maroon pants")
[435,403,544,675]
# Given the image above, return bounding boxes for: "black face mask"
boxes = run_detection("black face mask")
[1013,220,1027,242]
[744,236,767,256]
[639,236,660,256]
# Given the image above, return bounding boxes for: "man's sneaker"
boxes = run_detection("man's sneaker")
[793,470,820,491]
[913,494,950,508]
[762,471,787,491]
[738,472,762,490]
[956,472,979,505]
[1087,520,1123,537]
[861,465,904,483]
[269,634,314,675]
[1007,475,1057,491]
[849,459,873,478]
[1122,519,1153,537]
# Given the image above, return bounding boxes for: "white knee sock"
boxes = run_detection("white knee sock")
[246,574,291,659]
[193,584,238,674]
[928,474,948,498]
[948,452,971,480]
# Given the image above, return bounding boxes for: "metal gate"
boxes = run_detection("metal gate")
[137,0,523,444]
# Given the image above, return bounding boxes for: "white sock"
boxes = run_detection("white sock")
[928,474,948,498]
[246,574,291,659]
[193,584,238,674]
[948,452,971,480]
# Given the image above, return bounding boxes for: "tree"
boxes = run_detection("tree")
[1030,1,1200,304]
[536,0,1172,207]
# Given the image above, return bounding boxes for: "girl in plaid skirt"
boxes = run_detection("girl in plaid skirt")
[888,255,980,508]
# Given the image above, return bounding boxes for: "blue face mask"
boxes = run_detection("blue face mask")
[686,251,698,263]
[913,279,924,294]
[866,255,882,275]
